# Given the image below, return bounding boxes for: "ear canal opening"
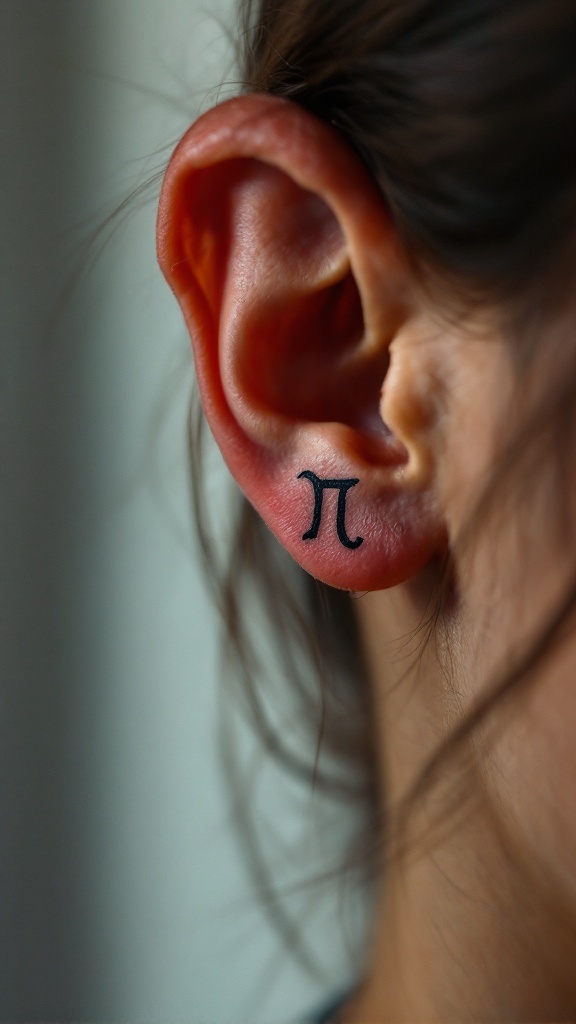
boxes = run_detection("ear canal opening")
[246,268,408,467]
[308,274,391,426]
[311,274,409,466]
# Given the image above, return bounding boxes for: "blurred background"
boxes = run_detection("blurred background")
[0,2,361,1021]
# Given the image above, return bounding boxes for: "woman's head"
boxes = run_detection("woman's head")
[239,0,575,305]
[158,0,576,1013]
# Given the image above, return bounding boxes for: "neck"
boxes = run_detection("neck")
[348,575,576,1022]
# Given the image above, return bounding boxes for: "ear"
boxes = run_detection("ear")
[157,95,446,591]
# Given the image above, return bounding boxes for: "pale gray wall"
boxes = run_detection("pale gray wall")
[0,2,360,1021]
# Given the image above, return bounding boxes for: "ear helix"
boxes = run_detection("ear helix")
[157,94,446,591]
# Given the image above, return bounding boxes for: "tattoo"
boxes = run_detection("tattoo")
[297,470,364,549]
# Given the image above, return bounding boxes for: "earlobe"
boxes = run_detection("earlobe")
[157,95,446,590]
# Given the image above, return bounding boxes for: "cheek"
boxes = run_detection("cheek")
[440,332,576,899]
[437,336,520,689]
[438,335,516,548]
[448,457,576,910]
[440,330,574,695]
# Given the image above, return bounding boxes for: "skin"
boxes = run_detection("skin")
[158,95,576,1021]
[349,301,576,1022]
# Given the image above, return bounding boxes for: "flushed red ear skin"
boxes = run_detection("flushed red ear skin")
[157,95,445,591]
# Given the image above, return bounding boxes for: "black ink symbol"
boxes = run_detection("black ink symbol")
[297,470,364,549]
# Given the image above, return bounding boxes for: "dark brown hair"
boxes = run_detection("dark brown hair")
[191,0,576,974]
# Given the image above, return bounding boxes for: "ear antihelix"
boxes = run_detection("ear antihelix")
[157,94,446,591]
